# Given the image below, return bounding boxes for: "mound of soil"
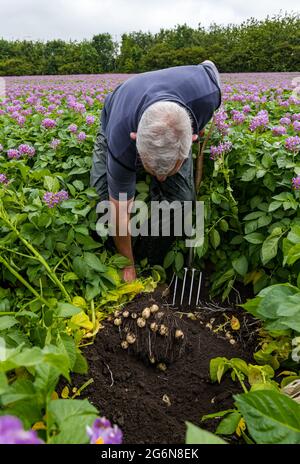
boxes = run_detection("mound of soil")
[64,285,259,444]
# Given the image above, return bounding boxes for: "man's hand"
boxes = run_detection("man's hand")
[123,265,136,282]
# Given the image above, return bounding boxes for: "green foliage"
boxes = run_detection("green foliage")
[185,421,227,444]
[0,14,298,75]
[234,390,300,444]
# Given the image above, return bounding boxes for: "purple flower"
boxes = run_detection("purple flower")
[18,144,35,157]
[285,136,300,153]
[17,116,25,126]
[214,109,230,135]
[68,123,78,133]
[50,138,60,149]
[292,176,300,190]
[242,105,251,113]
[210,141,233,160]
[74,103,86,113]
[293,121,300,132]
[0,415,44,444]
[43,190,69,208]
[42,118,56,129]
[7,149,21,159]
[249,110,269,131]
[77,131,86,142]
[272,126,287,136]
[292,113,300,121]
[86,417,123,445]
[280,117,291,125]
[231,110,246,124]
[0,173,9,185]
[86,115,95,125]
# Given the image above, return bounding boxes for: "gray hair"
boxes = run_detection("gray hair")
[136,101,193,176]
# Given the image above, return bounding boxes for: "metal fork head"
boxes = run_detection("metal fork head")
[170,268,202,307]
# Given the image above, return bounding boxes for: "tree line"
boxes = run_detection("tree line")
[0,13,299,76]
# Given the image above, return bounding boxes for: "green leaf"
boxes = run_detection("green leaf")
[48,399,99,444]
[73,351,88,374]
[163,250,175,269]
[234,390,300,444]
[85,252,107,272]
[174,252,184,272]
[244,232,265,244]
[202,409,236,422]
[56,302,82,318]
[210,229,220,249]
[241,167,256,182]
[261,234,281,265]
[285,243,300,266]
[216,411,241,435]
[0,316,19,331]
[210,357,229,383]
[44,176,60,192]
[185,422,227,444]
[232,256,248,276]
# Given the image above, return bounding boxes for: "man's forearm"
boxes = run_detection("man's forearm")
[113,233,134,264]
[109,195,134,264]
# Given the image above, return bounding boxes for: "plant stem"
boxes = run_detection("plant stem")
[71,378,94,399]
[0,211,71,302]
[0,256,51,308]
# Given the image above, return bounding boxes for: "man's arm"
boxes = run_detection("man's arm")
[109,195,136,282]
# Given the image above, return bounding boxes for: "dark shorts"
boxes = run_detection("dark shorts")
[90,127,196,203]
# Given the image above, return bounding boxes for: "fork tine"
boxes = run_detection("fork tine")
[188,268,195,306]
[195,271,203,306]
[172,274,178,306]
[180,267,188,305]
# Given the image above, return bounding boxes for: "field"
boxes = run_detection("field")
[0,72,300,444]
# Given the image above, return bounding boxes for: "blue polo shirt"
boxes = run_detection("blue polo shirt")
[101,64,221,200]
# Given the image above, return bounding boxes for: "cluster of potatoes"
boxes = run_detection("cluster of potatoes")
[111,303,185,368]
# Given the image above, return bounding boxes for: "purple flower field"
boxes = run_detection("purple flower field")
[0,71,300,444]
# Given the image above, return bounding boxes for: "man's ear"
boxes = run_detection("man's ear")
[192,134,198,142]
[130,132,137,140]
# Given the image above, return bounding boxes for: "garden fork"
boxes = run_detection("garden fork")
[170,247,202,307]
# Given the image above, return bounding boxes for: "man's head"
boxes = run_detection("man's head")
[130,101,197,182]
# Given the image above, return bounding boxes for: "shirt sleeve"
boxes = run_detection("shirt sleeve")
[107,153,136,201]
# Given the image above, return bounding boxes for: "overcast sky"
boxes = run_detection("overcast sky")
[0,0,298,42]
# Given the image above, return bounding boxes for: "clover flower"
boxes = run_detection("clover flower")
[292,176,300,190]
[272,126,287,136]
[0,173,9,185]
[68,123,78,133]
[210,141,233,160]
[42,118,56,129]
[43,190,69,208]
[18,144,35,157]
[7,148,21,159]
[86,417,123,445]
[285,136,300,153]
[249,110,269,131]
[0,416,44,444]
[292,113,300,121]
[77,131,87,142]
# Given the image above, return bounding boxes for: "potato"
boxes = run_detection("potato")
[114,318,122,327]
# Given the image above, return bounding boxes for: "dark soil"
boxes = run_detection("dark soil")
[62,284,260,444]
